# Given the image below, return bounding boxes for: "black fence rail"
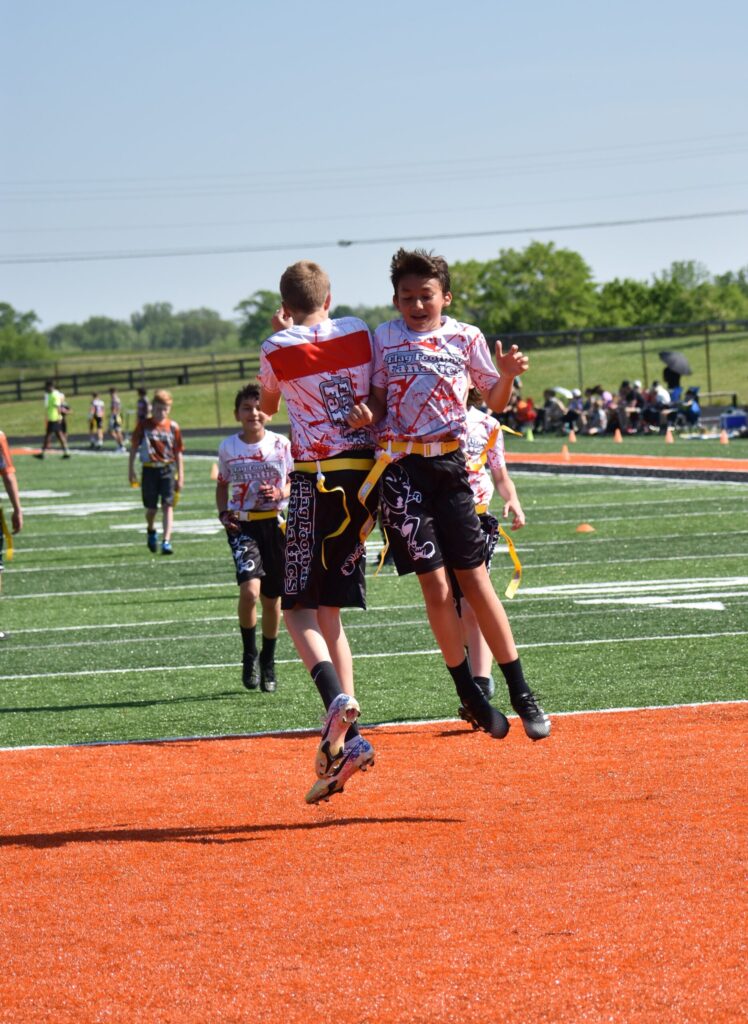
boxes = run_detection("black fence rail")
[0,355,261,402]
[1,317,747,404]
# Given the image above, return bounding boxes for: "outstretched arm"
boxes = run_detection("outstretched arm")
[483,341,529,413]
[491,464,526,531]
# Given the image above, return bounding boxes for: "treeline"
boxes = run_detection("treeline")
[3,243,748,366]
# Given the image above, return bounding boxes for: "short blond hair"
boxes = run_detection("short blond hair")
[279,260,330,316]
[153,389,173,406]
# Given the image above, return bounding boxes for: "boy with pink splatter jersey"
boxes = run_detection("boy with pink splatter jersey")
[370,248,550,741]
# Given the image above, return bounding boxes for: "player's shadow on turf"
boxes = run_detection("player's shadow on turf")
[0,816,461,849]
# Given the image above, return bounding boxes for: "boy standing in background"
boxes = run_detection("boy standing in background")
[217,383,292,693]
[128,389,184,555]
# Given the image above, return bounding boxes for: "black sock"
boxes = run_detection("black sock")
[474,675,491,692]
[448,659,491,717]
[240,625,257,660]
[260,635,277,665]
[498,658,529,700]
[310,661,360,741]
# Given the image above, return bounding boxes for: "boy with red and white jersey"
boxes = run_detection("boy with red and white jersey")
[217,383,292,693]
[128,389,184,555]
[370,248,549,741]
[259,260,381,804]
[0,430,23,639]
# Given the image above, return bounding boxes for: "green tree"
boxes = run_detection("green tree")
[596,278,656,326]
[235,290,280,348]
[176,308,238,349]
[450,242,598,335]
[0,303,50,364]
[131,302,182,349]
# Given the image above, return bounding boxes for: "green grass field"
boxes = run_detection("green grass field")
[1,447,746,750]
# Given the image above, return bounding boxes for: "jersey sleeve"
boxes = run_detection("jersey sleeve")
[216,439,230,484]
[485,424,506,472]
[468,331,501,393]
[172,422,184,454]
[259,344,281,394]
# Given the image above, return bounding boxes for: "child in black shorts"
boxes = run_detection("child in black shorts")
[216,384,292,692]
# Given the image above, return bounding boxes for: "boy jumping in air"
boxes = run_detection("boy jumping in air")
[259,260,381,804]
[370,248,549,741]
[216,383,292,693]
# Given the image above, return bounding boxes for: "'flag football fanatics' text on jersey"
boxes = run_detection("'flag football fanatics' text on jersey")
[371,317,501,443]
[463,405,506,509]
[217,430,293,513]
[259,317,374,462]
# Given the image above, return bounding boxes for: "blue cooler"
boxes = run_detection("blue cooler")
[720,409,748,431]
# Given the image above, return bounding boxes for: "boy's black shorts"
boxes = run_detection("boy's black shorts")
[448,511,500,610]
[227,519,285,598]
[380,450,485,576]
[141,464,176,508]
[282,454,376,610]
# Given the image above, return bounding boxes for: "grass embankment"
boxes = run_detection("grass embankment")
[1,329,746,437]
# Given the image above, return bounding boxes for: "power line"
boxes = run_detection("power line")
[2,208,747,267]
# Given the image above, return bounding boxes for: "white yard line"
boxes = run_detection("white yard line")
[1,698,746,753]
[1,630,746,683]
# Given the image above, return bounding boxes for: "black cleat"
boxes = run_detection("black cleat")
[260,659,277,693]
[511,690,551,740]
[458,703,510,739]
[242,654,260,690]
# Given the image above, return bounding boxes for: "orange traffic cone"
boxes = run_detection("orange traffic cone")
[561,444,570,462]
[613,428,623,443]
[568,428,577,443]
[210,462,219,480]
[576,523,595,533]
[665,426,675,444]
[720,429,729,445]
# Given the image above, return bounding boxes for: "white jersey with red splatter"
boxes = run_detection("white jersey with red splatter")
[217,430,293,513]
[463,406,506,508]
[371,316,501,443]
[259,316,374,461]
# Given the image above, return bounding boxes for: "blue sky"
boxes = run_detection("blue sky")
[2,0,747,330]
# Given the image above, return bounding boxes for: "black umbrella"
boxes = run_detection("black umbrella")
[659,350,693,376]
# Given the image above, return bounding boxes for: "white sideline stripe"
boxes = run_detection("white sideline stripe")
[6,600,748,641]
[1,698,746,753]
[6,565,748,601]
[5,547,747,580]
[1,630,747,682]
[3,582,231,600]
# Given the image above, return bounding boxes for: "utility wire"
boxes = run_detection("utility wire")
[2,208,746,266]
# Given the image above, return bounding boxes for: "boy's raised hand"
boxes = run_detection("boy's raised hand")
[495,340,529,378]
[271,308,294,333]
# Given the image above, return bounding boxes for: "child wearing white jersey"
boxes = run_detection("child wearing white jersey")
[217,383,293,692]
[259,260,381,804]
[370,248,550,741]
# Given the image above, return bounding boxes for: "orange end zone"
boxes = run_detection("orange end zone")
[1,703,745,1023]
